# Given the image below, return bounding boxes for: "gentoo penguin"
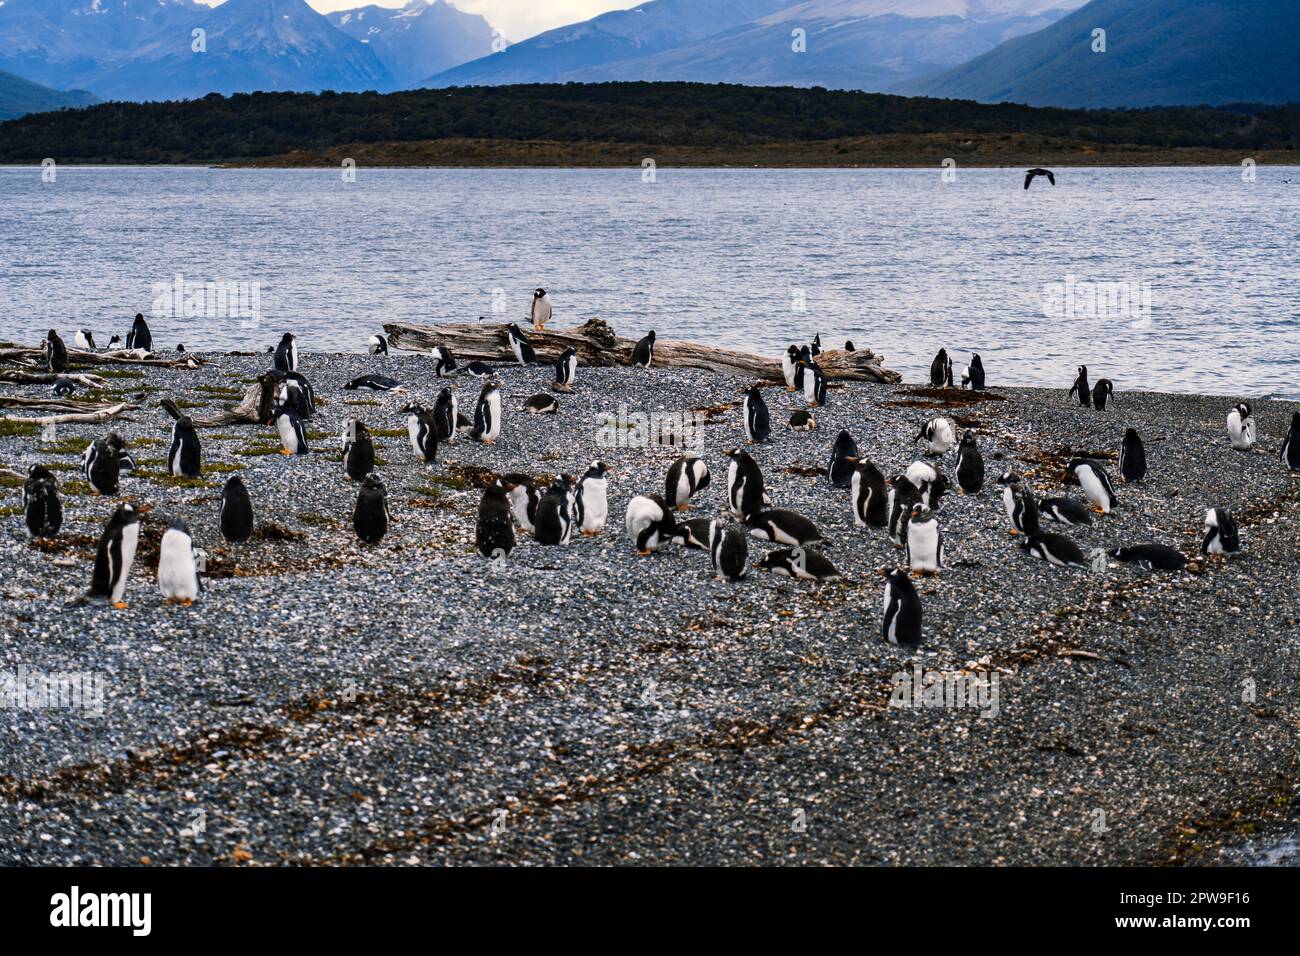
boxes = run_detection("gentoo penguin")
[126,313,152,352]
[961,354,986,391]
[801,358,828,407]
[905,504,943,576]
[850,459,889,528]
[1227,402,1256,451]
[276,371,316,419]
[50,376,77,397]
[88,502,149,608]
[505,323,535,365]
[106,334,123,350]
[1023,533,1087,568]
[46,329,69,373]
[353,474,390,544]
[22,464,62,538]
[534,477,575,546]
[929,348,952,388]
[344,374,404,392]
[708,516,749,581]
[1000,476,1040,536]
[465,360,495,377]
[887,474,920,547]
[1069,458,1118,513]
[83,436,122,495]
[1282,412,1300,471]
[1069,365,1091,407]
[1119,428,1147,482]
[553,346,577,392]
[757,546,840,581]
[220,475,254,543]
[955,431,984,493]
[782,346,800,391]
[844,340,855,352]
[273,333,298,373]
[827,429,858,488]
[272,404,310,456]
[162,399,202,476]
[743,385,772,444]
[476,483,516,559]
[1109,543,1187,571]
[631,330,656,369]
[368,334,388,355]
[746,509,826,547]
[1202,507,1240,556]
[1040,496,1092,526]
[916,416,956,456]
[158,519,201,605]
[574,461,610,536]
[500,475,540,533]
[788,409,816,430]
[470,377,503,444]
[1092,378,1115,411]
[809,334,822,358]
[521,393,559,415]
[882,569,923,648]
[911,465,949,511]
[670,516,713,550]
[427,387,457,444]
[402,402,439,463]
[625,494,676,555]
[723,448,768,520]
[342,419,375,481]
[792,345,812,392]
[74,329,96,351]
[530,288,553,330]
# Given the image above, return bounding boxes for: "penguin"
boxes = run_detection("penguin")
[665,454,710,511]
[746,509,826,547]
[107,432,136,475]
[1119,428,1147,482]
[534,476,575,546]
[708,516,749,582]
[471,376,503,445]
[1092,378,1115,411]
[757,546,840,581]
[574,461,610,536]
[273,333,298,373]
[158,518,201,605]
[106,334,123,350]
[882,568,923,648]
[476,483,516,559]
[345,374,404,392]
[162,399,202,476]
[631,330,656,369]
[505,323,535,365]
[743,385,772,444]
[272,404,310,456]
[74,329,96,351]
[929,348,951,387]
[553,346,577,392]
[625,494,676,555]
[827,429,858,488]
[88,502,149,608]
[724,448,768,520]
[788,409,816,431]
[1069,365,1091,407]
[809,334,822,358]
[781,346,800,391]
[1069,459,1118,514]
[430,387,458,443]
[844,341,855,352]
[46,329,69,373]
[955,431,984,493]
[801,358,827,407]
[220,475,254,543]
[904,504,943,576]
[887,475,920,546]
[352,475,390,545]
[49,376,77,397]
[850,459,889,528]
[1202,507,1240,557]
[1109,544,1187,571]
[496,477,538,535]
[431,345,457,378]
[342,419,375,481]
[521,393,559,415]
[916,416,956,456]
[792,345,812,392]
[960,354,985,391]
[670,516,713,550]
[1040,496,1092,526]
[1023,533,1087,568]
[22,464,62,538]
[530,288,553,330]
[1227,402,1256,451]
[82,436,122,496]
[368,334,388,355]
[276,370,316,419]
[402,401,439,463]
[1000,476,1040,536]
[125,313,152,352]
[465,360,495,377]
[1282,412,1300,471]
[909,464,950,511]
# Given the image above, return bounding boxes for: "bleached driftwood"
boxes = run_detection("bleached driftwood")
[193,371,278,427]
[0,371,108,388]
[383,318,902,384]
[1,401,139,427]
[0,347,203,369]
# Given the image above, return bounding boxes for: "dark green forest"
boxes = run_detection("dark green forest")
[0,82,1296,164]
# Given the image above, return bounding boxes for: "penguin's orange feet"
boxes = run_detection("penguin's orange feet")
[1093,506,1106,514]
[636,549,653,557]
[164,597,177,606]
[112,602,128,610]
[482,439,496,446]
[1008,529,1019,536]
[181,598,193,607]
[675,503,690,512]
[279,449,294,456]
[911,570,924,578]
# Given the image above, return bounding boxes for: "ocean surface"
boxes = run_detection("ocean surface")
[1,165,1296,397]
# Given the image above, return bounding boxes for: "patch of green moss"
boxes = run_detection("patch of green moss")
[97,369,145,379]
[343,399,381,407]
[0,505,20,517]
[0,420,38,438]
[235,444,284,457]
[38,436,90,455]
[370,428,406,438]
[205,462,243,473]
[0,476,22,489]
[61,479,92,496]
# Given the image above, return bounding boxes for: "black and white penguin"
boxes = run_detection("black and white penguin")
[106,334,123,350]
[851,459,889,528]
[74,329,96,351]
[724,448,768,520]
[801,358,828,407]
[87,502,149,607]
[670,516,713,550]
[1282,412,1300,472]
[465,360,495,377]
[162,399,202,476]
[506,323,535,365]
[368,334,388,355]
[1040,496,1092,526]
[530,288,553,330]
[1069,365,1091,407]
[743,385,772,444]
[757,545,840,581]
[955,431,984,493]
[916,416,956,456]
[781,346,800,391]
[929,348,952,388]
[276,370,316,419]
[272,404,310,456]
[575,461,610,536]
[353,475,390,545]
[665,454,710,511]
[887,474,920,547]
[220,475,254,543]
[471,377,503,444]
[1003,479,1041,536]
[788,409,816,431]
[553,346,577,392]
[961,354,985,391]
[476,483,516,559]
[1109,543,1187,571]
[905,461,950,511]
[83,436,122,496]
[844,340,855,352]
[809,333,822,358]
[1119,428,1147,482]
[158,518,201,605]
[49,376,76,397]
[342,419,375,481]
[625,494,676,555]
[709,516,749,582]
[107,432,136,475]
[827,429,858,488]
[46,329,69,373]
[905,504,943,576]
[1069,458,1118,514]
[22,464,62,538]
[631,330,656,369]
[1202,507,1240,556]
[882,568,923,648]
[1227,402,1255,451]
[431,345,457,378]
[746,509,826,548]
[273,333,298,373]
[125,313,152,352]
[792,345,812,392]
[534,476,575,546]
[1023,533,1087,568]
[344,374,404,392]
[500,475,540,534]
[419,389,452,447]
[1092,378,1115,411]
[520,393,559,415]
[402,401,439,463]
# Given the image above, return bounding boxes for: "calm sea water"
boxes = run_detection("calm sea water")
[1,165,1296,397]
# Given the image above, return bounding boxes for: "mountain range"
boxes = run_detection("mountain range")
[0,69,97,121]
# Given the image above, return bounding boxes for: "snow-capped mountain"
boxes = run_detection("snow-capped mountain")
[327,0,496,88]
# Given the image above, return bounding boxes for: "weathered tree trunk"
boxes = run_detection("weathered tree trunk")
[1,401,139,426]
[0,347,204,369]
[193,372,278,427]
[383,318,901,384]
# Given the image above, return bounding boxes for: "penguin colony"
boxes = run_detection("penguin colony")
[8,310,1293,648]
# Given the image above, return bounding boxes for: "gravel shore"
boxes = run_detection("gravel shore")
[1,349,1297,866]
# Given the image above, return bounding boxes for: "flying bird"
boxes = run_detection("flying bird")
[1024,168,1056,190]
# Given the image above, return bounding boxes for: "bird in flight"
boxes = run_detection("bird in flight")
[1024,168,1056,190]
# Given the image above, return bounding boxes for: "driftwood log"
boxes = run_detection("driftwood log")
[0,347,204,370]
[193,371,278,428]
[0,371,108,388]
[383,318,901,384]
[1,400,139,427]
